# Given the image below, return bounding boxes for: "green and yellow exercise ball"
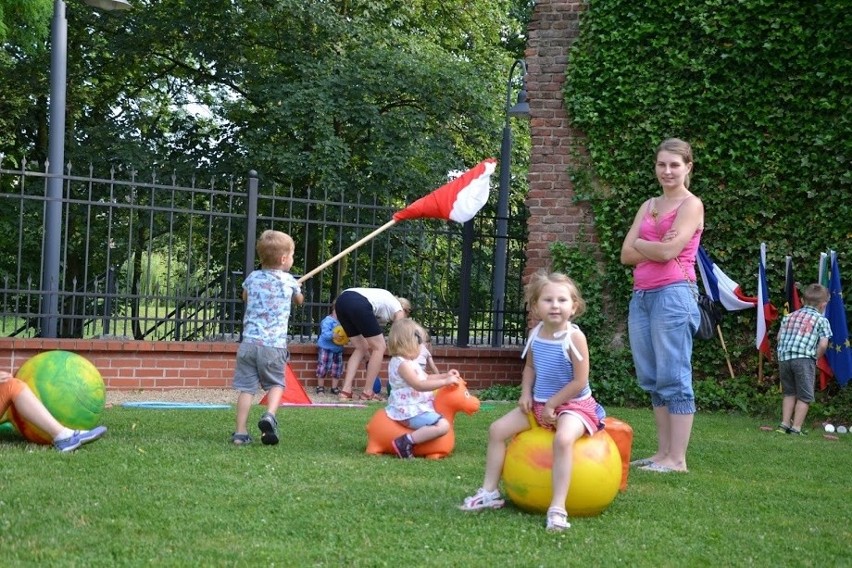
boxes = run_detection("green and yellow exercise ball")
[9,350,106,444]
[501,414,622,517]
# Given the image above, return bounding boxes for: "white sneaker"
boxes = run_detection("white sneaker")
[459,488,504,511]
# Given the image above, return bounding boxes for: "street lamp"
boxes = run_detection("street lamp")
[41,0,131,338]
[492,59,530,347]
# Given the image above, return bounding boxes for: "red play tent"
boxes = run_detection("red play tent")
[259,364,312,405]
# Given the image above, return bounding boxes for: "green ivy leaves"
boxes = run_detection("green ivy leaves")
[556,0,850,409]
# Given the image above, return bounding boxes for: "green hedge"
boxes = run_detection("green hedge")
[551,0,849,420]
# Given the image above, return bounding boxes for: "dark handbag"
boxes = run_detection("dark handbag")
[672,252,721,341]
[695,292,722,340]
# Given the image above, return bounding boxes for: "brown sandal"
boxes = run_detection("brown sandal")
[358,390,385,402]
[338,390,353,402]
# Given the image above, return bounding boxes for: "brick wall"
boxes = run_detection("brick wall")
[524,0,594,280]
[0,338,524,393]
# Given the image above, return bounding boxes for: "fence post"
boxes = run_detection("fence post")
[102,266,116,335]
[245,170,258,277]
[456,220,474,347]
[230,270,243,339]
[217,270,228,336]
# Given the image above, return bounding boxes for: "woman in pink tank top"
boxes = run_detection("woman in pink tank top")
[620,138,704,474]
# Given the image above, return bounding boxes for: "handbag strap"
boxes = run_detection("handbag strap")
[674,257,700,301]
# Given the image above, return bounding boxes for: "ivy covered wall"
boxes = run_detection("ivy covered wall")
[526,0,850,416]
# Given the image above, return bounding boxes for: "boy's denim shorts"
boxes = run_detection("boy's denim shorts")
[401,411,443,429]
[628,282,698,414]
[232,342,288,394]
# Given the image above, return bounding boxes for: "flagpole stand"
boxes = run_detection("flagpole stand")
[715,325,735,379]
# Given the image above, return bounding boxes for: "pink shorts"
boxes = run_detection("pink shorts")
[532,398,604,435]
[0,377,25,416]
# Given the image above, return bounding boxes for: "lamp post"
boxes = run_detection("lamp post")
[492,59,530,347]
[41,0,131,338]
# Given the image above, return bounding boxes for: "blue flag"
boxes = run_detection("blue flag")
[825,253,852,387]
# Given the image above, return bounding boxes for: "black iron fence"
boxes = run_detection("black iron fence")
[0,158,528,346]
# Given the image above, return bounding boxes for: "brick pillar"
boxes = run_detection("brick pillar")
[524,0,596,281]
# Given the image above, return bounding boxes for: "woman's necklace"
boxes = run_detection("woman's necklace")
[651,194,689,223]
[650,197,661,223]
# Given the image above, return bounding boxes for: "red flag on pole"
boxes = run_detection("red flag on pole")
[298,159,496,284]
[393,159,496,223]
[817,355,833,391]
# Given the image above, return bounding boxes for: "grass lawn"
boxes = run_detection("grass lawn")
[1,403,850,566]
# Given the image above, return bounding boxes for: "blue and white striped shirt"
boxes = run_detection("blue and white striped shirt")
[524,324,591,402]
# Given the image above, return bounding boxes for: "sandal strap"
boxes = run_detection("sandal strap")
[546,507,570,530]
[359,390,385,401]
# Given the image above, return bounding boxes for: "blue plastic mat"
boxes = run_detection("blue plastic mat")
[120,402,231,410]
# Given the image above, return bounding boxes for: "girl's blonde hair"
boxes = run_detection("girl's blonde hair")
[388,318,423,360]
[524,270,586,318]
[397,297,412,315]
[256,230,294,266]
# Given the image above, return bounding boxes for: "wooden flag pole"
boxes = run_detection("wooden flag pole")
[715,324,735,379]
[758,351,764,383]
[297,219,398,284]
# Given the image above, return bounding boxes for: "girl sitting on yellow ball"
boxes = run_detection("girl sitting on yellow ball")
[459,271,605,532]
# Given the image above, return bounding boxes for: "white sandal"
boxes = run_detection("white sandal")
[546,506,570,531]
[459,488,505,511]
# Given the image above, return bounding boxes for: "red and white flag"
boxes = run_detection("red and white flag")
[298,158,495,284]
[393,159,496,223]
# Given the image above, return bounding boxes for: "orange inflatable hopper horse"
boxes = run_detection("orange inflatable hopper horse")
[365,379,480,459]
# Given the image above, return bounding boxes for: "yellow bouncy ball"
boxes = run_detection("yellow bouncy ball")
[331,324,349,346]
[501,414,621,517]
